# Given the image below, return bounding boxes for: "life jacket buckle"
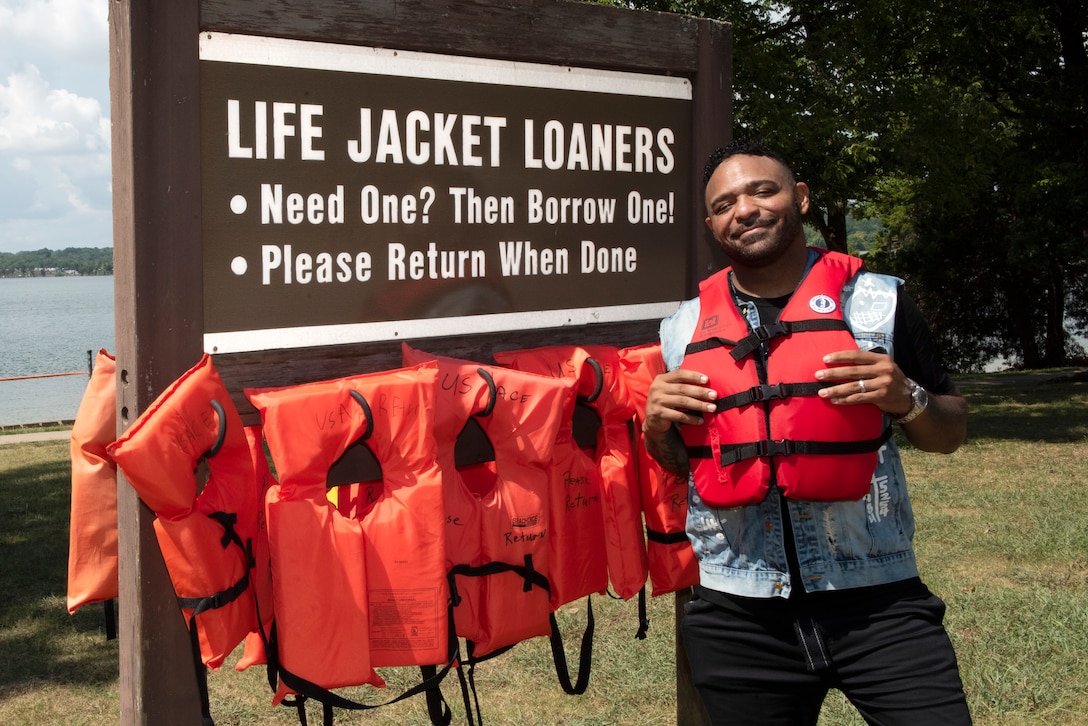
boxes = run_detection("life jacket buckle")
[754,322,787,342]
[749,383,787,402]
[757,439,795,458]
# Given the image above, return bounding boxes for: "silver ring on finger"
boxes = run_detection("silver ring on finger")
[858,379,867,393]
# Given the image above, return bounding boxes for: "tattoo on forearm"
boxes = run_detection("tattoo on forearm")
[646,426,690,479]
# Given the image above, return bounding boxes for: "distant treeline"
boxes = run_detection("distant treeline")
[0,248,113,277]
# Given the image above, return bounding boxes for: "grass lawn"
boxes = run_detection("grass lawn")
[1,373,1086,724]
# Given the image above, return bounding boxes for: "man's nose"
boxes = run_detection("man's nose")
[733,195,759,221]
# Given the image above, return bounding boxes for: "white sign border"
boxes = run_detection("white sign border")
[205,302,682,355]
[199,32,692,99]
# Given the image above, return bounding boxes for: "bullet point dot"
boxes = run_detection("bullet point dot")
[230,195,248,214]
[231,256,248,275]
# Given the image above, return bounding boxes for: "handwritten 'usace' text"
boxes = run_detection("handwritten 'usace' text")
[226,101,676,173]
[256,240,636,285]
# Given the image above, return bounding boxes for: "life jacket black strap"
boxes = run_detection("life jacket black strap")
[446,557,552,726]
[175,511,254,616]
[446,554,551,605]
[269,593,460,726]
[683,336,739,357]
[186,611,217,726]
[715,381,830,412]
[645,527,689,545]
[177,569,251,616]
[549,596,595,695]
[687,426,894,465]
[729,318,851,361]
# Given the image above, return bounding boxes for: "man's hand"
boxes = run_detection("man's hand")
[814,349,913,417]
[644,369,719,432]
[815,349,967,453]
[641,369,718,478]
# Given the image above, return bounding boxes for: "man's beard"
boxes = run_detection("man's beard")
[723,204,805,269]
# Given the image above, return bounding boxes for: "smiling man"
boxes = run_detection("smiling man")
[643,139,971,725]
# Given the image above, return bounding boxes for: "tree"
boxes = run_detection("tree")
[864,0,1088,369]
[612,0,1088,370]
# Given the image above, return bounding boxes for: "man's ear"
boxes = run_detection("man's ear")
[794,182,811,214]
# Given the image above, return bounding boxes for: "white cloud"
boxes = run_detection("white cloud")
[0,0,109,96]
[0,0,111,253]
[0,65,109,153]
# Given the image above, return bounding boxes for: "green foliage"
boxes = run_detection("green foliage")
[610,0,1088,371]
[0,248,113,277]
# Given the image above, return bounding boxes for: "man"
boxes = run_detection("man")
[643,139,971,725]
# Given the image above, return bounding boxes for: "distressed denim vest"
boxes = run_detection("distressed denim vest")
[660,254,919,598]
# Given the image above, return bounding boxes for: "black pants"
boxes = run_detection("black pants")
[681,585,972,726]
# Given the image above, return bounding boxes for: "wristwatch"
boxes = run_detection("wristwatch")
[895,379,929,425]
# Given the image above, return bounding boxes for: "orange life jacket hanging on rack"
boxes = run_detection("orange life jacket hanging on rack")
[494,345,648,601]
[401,343,565,656]
[233,424,277,673]
[107,353,261,671]
[246,362,449,705]
[67,348,119,617]
[618,343,698,597]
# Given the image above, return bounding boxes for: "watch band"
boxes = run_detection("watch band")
[894,379,929,425]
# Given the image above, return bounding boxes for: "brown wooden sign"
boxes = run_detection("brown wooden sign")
[200,33,691,353]
[110,1,730,723]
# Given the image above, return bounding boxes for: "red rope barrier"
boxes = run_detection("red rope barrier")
[0,371,87,382]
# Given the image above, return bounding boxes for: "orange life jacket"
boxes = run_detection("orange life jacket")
[67,349,119,615]
[494,345,648,600]
[681,250,891,507]
[618,343,698,597]
[107,354,261,670]
[246,362,448,703]
[401,343,564,656]
[233,424,277,672]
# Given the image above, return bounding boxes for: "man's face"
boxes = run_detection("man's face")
[704,154,810,268]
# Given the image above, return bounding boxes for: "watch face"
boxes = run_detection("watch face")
[914,385,929,408]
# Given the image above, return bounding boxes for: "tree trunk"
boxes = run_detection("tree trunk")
[808,201,849,253]
[1042,249,1068,366]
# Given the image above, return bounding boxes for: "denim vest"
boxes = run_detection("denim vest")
[660,256,919,598]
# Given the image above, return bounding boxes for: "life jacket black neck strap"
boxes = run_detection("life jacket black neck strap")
[684,319,851,362]
[729,318,851,361]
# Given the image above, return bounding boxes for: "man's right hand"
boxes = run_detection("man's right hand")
[643,369,718,433]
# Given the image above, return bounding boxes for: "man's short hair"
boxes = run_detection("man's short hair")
[703,139,796,187]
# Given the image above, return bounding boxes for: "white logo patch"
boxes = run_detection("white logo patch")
[809,294,837,314]
[848,276,897,332]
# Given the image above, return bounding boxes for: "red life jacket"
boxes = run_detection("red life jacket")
[681,250,891,508]
[494,345,647,600]
[246,362,448,703]
[107,354,260,670]
[402,343,565,655]
[618,343,698,597]
[67,349,119,614]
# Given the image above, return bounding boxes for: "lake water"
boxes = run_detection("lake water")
[0,276,115,427]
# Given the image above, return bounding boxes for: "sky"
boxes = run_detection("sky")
[0,0,111,254]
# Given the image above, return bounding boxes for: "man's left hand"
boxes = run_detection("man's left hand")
[815,349,913,418]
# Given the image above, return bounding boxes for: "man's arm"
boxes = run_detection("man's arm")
[642,368,719,477]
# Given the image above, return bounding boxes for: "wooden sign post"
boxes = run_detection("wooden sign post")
[109,1,730,722]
